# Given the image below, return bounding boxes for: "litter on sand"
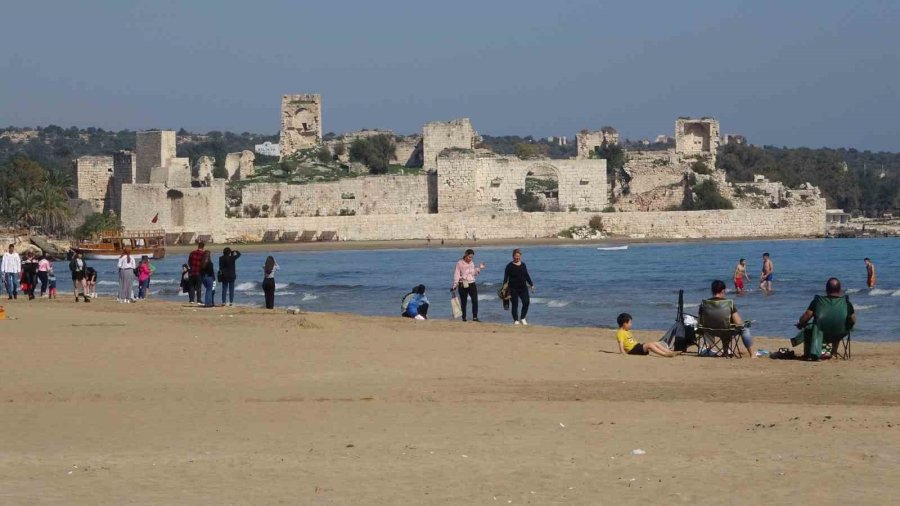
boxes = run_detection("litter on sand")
[632,449,646,455]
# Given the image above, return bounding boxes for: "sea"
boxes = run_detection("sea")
[81,238,898,342]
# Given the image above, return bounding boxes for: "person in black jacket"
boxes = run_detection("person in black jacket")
[218,247,241,306]
[502,249,535,326]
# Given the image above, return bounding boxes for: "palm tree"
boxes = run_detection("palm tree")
[35,183,72,235]
[8,186,40,228]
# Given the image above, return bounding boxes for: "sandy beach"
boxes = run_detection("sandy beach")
[1,299,899,504]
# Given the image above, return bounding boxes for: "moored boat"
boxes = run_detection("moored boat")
[76,230,167,260]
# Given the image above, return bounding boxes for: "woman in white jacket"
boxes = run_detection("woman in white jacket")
[117,249,137,303]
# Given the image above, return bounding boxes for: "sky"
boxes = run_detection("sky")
[1,0,898,151]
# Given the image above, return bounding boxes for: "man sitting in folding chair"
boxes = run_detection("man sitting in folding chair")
[698,280,754,358]
[792,277,855,361]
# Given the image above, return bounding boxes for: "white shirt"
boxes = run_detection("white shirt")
[1,252,22,273]
[117,255,137,269]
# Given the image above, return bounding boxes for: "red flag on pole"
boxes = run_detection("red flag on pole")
[151,213,159,224]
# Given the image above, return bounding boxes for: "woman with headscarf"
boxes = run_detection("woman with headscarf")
[262,256,278,309]
[117,248,136,303]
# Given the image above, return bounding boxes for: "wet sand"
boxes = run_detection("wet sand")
[1,298,898,504]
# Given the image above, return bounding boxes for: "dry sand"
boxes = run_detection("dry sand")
[1,298,898,504]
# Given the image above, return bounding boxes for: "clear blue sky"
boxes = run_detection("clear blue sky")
[1,0,898,150]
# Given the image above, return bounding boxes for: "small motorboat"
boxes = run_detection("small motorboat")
[597,245,628,251]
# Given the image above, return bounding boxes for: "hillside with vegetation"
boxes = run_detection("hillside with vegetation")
[717,144,900,214]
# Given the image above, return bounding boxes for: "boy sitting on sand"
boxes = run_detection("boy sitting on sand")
[616,313,677,357]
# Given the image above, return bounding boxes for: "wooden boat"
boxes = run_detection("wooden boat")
[76,230,167,260]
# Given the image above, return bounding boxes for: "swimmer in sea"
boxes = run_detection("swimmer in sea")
[733,258,751,295]
[759,252,774,295]
[865,257,876,289]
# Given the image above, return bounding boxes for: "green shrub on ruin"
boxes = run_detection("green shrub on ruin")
[588,215,603,231]
[691,160,711,175]
[349,134,396,174]
[682,180,733,210]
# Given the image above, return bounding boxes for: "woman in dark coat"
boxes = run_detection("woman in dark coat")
[502,248,535,325]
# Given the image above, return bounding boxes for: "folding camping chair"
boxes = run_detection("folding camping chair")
[792,295,852,360]
[697,298,744,358]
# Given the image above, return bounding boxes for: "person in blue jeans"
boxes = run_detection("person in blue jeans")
[200,250,216,308]
[218,247,241,306]
[404,285,430,320]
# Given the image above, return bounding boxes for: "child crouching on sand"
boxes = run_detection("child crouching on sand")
[616,313,676,357]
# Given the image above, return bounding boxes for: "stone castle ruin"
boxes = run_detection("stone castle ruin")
[69,93,826,243]
[575,127,619,159]
[279,94,322,158]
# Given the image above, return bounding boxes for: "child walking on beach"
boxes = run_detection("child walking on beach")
[616,313,677,357]
[48,268,57,299]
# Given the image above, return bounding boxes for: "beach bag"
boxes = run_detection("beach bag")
[450,290,463,319]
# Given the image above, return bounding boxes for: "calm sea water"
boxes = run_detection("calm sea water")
[83,238,898,341]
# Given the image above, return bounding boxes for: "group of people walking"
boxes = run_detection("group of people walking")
[1,244,57,300]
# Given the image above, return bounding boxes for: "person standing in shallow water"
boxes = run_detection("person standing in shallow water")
[218,247,241,306]
[865,258,876,289]
[262,256,278,309]
[759,252,774,295]
[503,249,535,325]
[452,248,484,322]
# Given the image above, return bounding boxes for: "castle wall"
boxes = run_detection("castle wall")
[422,118,477,171]
[120,181,227,232]
[73,156,114,212]
[240,175,433,217]
[184,204,824,242]
[437,151,607,213]
[280,94,322,157]
[135,130,176,184]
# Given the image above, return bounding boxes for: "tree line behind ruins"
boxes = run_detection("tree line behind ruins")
[0,125,898,236]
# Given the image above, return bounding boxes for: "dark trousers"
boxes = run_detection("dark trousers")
[220,280,235,304]
[188,275,201,303]
[262,278,275,309]
[25,270,37,298]
[37,271,49,296]
[458,282,478,320]
[510,287,530,321]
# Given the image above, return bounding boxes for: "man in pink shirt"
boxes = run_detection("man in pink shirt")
[452,248,485,322]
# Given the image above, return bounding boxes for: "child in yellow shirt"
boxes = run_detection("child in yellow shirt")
[616,313,676,357]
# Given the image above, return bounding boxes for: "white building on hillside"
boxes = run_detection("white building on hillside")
[255,141,280,157]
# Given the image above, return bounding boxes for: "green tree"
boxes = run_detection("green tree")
[683,180,733,210]
[515,143,549,159]
[74,212,122,240]
[349,135,396,174]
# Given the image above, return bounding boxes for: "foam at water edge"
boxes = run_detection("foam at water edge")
[845,288,861,294]
[869,288,893,296]
[235,282,257,291]
[547,300,571,308]
[855,304,878,311]
[302,293,319,301]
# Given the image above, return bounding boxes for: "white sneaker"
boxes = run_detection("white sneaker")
[514,320,521,325]
[414,314,425,320]
[520,319,528,326]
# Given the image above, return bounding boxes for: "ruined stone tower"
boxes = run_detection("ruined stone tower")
[675,118,719,164]
[422,118,478,171]
[279,94,322,158]
[135,130,176,184]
